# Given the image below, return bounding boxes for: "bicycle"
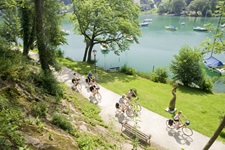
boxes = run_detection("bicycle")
[125,99,142,117]
[71,79,82,92]
[89,87,102,103]
[166,119,193,136]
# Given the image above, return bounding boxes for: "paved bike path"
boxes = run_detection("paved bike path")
[53,66,225,150]
[28,52,225,150]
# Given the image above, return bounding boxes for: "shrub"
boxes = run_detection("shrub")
[120,65,136,75]
[55,49,64,58]
[199,75,213,93]
[150,67,168,83]
[31,101,48,117]
[34,71,63,98]
[0,97,25,148]
[52,113,76,136]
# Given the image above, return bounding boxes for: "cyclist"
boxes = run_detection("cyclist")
[86,71,93,85]
[72,73,80,86]
[127,89,138,100]
[89,84,98,98]
[119,94,129,107]
[115,102,127,113]
[173,111,187,128]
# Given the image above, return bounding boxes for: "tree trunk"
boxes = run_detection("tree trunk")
[82,37,89,62]
[87,43,94,62]
[203,116,225,150]
[34,0,50,71]
[22,7,30,56]
[169,87,177,111]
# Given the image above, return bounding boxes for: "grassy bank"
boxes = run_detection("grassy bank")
[58,57,225,143]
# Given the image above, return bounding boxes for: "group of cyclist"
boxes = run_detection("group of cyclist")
[71,71,100,98]
[115,89,138,113]
[72,71,188,130]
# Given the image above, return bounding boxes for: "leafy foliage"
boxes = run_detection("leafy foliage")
[71,0,141,62]
[52,113,76,136]
[150,67,168,83]
[34,70,63,97]
[120,64,137,75]
[0,96,25,149]
[170,45,212,92]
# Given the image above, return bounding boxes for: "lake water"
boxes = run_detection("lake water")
[60,14,225,93]
[61,15,225,71]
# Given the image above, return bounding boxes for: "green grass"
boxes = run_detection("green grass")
[58,57,225,142]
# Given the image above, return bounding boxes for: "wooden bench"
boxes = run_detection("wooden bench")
[121,123,151,146]
[108,67,119,72]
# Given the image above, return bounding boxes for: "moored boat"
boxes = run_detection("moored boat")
[140,22,149,27]
[165,25,177,31]
[193,26,208,31]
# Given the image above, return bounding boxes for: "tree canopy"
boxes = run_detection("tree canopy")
[71,0,141,62]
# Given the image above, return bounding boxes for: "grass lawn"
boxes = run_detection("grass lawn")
[58,58,225,143]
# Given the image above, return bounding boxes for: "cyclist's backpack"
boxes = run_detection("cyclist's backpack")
[168,119,173,126]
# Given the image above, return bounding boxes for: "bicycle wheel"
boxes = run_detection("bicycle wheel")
[166,119,175,129]
[182,126,193,136]
[126,109,134,117]
[134,104,142,112]
[76,83,82,92]
[95,93,102,103]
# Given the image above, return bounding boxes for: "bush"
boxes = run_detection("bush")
[150,67,168,83]
[120,64,136,75]
[31,101,48,117]
[52,113,76,136]
[34,71,63,98]
[199,75,213,93]
[0,97,25,148]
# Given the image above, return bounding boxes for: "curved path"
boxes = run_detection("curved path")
[29,52,225,150]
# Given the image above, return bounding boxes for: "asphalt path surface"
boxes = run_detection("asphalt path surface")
[29,52,225,150]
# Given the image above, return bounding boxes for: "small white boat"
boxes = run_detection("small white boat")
[165,25,177,31]
[140,22,149,27]
[181,22,185,25]
[220,24,225,28]
[193,26,208,31]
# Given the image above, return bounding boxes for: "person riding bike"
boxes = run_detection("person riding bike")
[173,111,187,128]
[127,89,138,100]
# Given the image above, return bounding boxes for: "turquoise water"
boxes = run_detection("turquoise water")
[60,15,225,93]
[61,15,224,72]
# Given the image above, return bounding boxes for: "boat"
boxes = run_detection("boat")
[181,22,185,25]
[220,23,225,28]
[193,26,208,32]
[61,29,70,35]
[140,22,149,27]
[165,25,177,31]
[203,56,225,75]
[100,43,109,50]
[143,18,152,23]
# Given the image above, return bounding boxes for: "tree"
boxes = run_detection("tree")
[170,45,212,92]
[72,0,141,62]
[188,0,210,16]
[171,0,186,15]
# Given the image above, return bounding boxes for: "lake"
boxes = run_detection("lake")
[60,14,225,93]
[61,15,224,71]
